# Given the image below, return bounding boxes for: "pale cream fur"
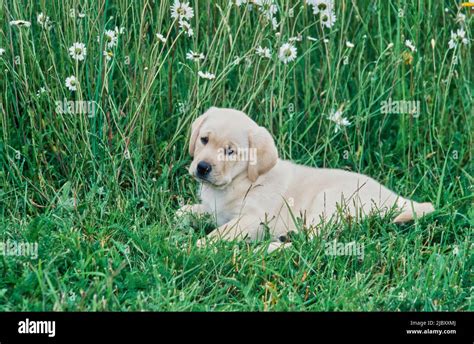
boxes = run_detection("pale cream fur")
[178,107,435,252]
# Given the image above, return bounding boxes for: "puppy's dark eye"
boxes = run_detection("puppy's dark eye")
[200,137,208,145]
[225,147,234,155]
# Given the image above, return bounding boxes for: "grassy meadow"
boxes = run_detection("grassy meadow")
[0,0,472,311]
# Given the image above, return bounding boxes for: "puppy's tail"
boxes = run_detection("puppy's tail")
[392,201,435,224]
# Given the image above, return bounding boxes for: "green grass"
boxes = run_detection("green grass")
[0,0,472,311]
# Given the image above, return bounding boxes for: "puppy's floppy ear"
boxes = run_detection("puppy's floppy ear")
[188,112,209,157]
[248,126,278,182]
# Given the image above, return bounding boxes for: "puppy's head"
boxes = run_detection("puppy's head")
[188,107,278,188]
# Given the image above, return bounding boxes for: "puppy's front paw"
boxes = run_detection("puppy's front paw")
[174,205,201,232]
[196,238,206,248]
[196,237,219,253]
[175,204,195,218]
[266,241,292,254]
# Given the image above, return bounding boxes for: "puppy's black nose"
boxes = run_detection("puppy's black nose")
[197,161,212,177]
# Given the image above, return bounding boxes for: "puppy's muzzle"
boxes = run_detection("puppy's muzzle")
[197,161,212,178]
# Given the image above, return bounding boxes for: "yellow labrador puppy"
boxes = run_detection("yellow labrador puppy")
[178,107,434,252]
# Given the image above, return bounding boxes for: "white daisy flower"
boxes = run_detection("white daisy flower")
[278,42,297,64]
[37,13,51,29]
[404,39,416,52]
[346,41,355,48]
[78,13,86,18]
[65,75,78,91]
[68,42,87,61]
[328,109,350,132]
[103,50,113,61]
[448,28,469,49]
[0,48,5,56]
[256,46,272,58]
[456,13,465,23]
[186,50,205,62]
[320,9,337,28]
[179,20,194,37]
[104,29,118,48]
[171,0,195,21]
[457,28,466,38]
[456,28,468,44]
[311,0,334,14]
[198,71,216,80]
[9,20,31,28]
[448,31,458,49]
[156,33,167,43]
[255,0,278,20]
